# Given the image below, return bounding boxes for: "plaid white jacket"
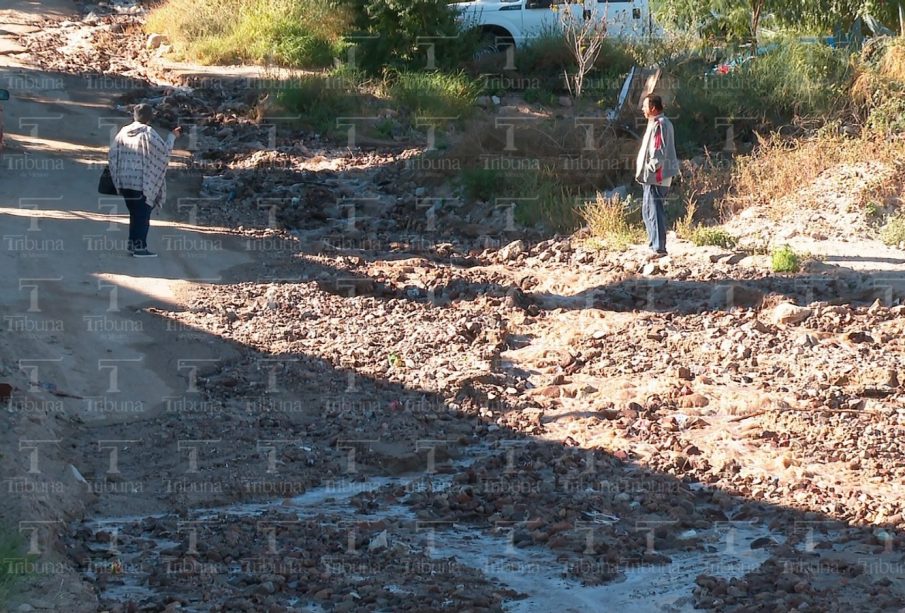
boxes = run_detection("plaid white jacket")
[108,122,175,208]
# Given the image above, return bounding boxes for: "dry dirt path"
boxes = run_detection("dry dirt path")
[0,1,254,608]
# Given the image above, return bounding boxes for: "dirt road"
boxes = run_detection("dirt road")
[1,1,253,608]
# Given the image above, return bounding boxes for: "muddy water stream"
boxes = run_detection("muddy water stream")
[76,440,777,611]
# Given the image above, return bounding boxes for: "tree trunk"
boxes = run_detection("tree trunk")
[751,0,765,45]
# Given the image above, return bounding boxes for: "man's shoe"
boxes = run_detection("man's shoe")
[132,249,158,258]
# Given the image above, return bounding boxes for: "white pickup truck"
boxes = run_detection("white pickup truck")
[453,0,654,49]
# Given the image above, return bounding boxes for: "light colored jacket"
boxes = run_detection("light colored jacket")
[636,114,679,187]
[108,122,175,208]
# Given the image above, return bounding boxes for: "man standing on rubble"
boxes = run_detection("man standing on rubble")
[636,93,679,257]
[108,103,181,258]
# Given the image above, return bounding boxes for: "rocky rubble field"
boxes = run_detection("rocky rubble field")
[9,5,905,611]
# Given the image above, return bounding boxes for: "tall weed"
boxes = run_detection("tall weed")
[147,0,349,67]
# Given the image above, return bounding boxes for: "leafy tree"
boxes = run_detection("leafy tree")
[333,0,471,73]
[653,0,903,39]
[773,0,901,31]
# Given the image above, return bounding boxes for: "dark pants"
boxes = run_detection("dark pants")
[121,189,152,250]
[642,183,669,253]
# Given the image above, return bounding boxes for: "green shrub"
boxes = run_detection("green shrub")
[511,173,583,232]
[515,30,575,81]
[460,168,510,202]
[523,88,557,105]
[459,167,582,232]
[275,74,362,134]
[880,212,905,247]
[742,38,853,118]
[0,530,28,605]
[385,71,480,121]
[671,38,854,148]
[689,226,738,248]
[337,0,476,73]
[510,31,634,96]
[147,0,349,68]
[771,245,801,272]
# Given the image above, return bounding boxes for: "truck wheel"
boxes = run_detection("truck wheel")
[474,31,514,60]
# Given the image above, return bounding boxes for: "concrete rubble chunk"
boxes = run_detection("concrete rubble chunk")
[770,302,813,326]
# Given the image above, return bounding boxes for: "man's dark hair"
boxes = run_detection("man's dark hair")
[133,103,153,124]
[644,93,664,112]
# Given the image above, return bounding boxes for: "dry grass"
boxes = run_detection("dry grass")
[878,38,905,83]
[673,200,697,240]
[726,133,905,217]
[880,212,905,248]
[676,153,733,221]
[851,36,905,132]
[579,194,645,251]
